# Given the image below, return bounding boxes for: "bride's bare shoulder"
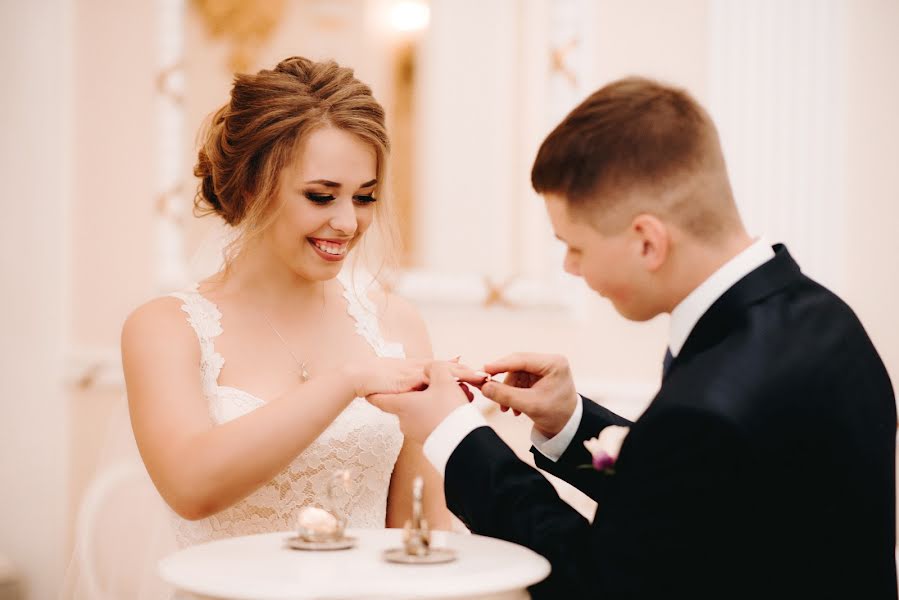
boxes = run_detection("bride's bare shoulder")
[121,295,199,357]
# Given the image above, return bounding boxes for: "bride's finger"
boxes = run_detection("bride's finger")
[394,368,429,392]
[447,363,489,386]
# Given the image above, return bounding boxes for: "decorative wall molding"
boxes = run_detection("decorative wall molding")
[393,269,588,311]
[66,348,125,391]
[156,0,190,294]
[191,0,287,72]
[401,0,595,315]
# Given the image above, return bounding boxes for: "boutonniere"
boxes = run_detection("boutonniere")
[582,425,630,474]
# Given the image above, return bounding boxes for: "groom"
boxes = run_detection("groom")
[370,77,897,599]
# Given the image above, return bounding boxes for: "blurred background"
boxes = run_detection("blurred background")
[1,0,897,597]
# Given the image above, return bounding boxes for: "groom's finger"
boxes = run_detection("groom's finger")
[481,380,531,414]
[503,370,541,389]
[483,353,554,378]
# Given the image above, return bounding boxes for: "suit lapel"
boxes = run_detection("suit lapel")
[666,244,802,378]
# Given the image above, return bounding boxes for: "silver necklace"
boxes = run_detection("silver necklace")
[260,312,311,383]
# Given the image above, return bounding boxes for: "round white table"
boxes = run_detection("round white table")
[159,528,550,600]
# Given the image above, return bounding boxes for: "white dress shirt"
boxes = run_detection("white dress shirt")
[424,239,776,475]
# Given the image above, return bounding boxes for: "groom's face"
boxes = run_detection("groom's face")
[545,194,656,321]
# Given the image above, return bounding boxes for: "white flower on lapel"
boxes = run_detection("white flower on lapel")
[583,425,630,473]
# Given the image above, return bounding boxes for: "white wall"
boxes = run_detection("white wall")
[0,2,72,598]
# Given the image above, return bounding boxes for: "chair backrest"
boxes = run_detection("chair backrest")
[72,459,175,599]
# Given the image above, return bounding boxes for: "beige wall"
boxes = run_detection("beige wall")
[594,0,709,98]
[0,2,71,598]
[71,0,158,348]
[844,0,899,392]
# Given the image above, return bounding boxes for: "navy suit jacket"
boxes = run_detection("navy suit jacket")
[444,245,896,599]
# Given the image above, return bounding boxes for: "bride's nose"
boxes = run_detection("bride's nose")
[329,199,358,236]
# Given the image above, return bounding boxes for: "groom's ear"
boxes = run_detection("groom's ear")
[630,214,670,272]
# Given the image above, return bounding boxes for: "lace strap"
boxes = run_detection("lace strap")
[337,270,405,359]
[167,285,225,395]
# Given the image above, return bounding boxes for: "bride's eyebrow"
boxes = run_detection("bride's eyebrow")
[302,179,378,189]
[304,179,341,188]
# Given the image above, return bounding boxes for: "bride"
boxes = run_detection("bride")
[65,56,481,598]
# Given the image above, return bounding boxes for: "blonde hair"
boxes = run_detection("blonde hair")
[194,56,398,271]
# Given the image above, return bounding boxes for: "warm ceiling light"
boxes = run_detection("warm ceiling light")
[390,1,430,33]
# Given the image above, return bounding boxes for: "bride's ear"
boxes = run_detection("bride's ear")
[630,214,669,272]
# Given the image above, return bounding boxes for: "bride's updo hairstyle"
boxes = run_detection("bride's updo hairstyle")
[194,56,393,265]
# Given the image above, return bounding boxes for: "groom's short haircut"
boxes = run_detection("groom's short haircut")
[531,77,740,238]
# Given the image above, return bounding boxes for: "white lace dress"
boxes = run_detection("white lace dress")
[167,272,405,547]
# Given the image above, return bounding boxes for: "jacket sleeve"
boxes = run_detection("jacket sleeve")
[445,426,597,599]
[531,395,632,502]
[444,407,748,599]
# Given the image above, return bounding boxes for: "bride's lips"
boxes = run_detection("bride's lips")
[307,237,351,262]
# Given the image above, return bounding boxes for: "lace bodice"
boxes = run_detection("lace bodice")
[167,271,405,548]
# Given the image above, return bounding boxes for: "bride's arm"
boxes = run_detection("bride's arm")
[388,443,453,530]
[123,297,425,521]
[380,295,454,530]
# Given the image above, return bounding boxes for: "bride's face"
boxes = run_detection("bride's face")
[263,126,379,281]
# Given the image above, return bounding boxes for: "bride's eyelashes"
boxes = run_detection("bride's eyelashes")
[304,192,332,204]
[303,191,378,205]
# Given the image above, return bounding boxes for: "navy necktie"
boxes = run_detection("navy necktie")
[662,347,674,379]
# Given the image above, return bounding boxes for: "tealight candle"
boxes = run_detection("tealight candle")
[297,506,339,540]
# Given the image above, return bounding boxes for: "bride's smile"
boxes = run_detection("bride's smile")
[308,237,351,260]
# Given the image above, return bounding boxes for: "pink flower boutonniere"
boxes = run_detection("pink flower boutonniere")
[583,425,630,474]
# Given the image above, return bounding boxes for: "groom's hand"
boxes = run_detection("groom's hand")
[368,361,472,444]
[481,353,579,438]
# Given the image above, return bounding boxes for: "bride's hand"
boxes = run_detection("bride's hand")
[342,357,488,399]
[343,358,430,398]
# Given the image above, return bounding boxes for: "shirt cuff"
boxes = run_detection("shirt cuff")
[530,395,583,462]
[423,403,489,477]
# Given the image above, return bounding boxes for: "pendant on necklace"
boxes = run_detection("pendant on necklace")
[299,363,311,383]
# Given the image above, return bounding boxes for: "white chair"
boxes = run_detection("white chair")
[65,418,176,600]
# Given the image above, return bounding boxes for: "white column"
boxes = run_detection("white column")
[403,0,595,312]
[709,0,846,291]
[0,1,72,597]
[416,0,520,276]
[156,0,189,293]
